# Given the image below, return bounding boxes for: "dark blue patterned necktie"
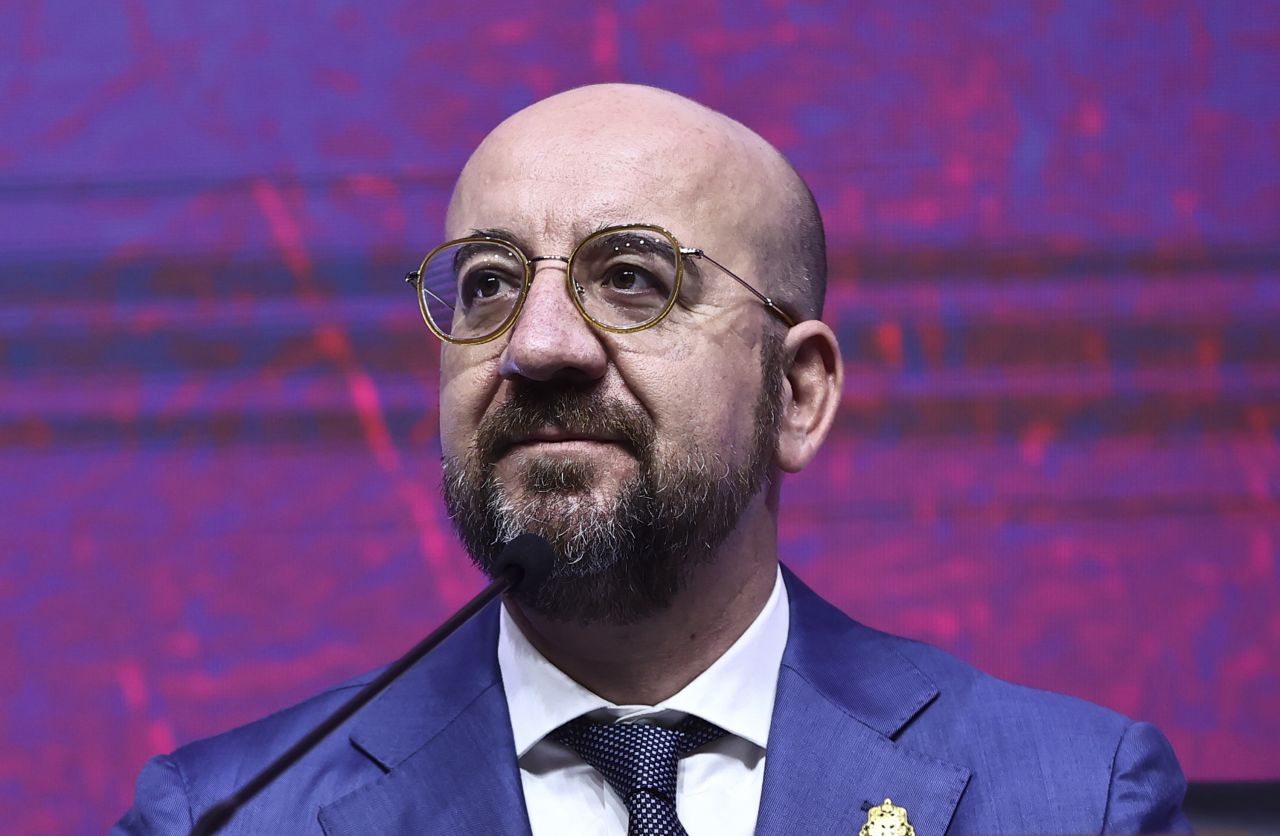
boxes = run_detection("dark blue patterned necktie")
[549,714,726,836]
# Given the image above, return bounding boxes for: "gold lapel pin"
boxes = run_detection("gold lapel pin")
[860,798,915,836]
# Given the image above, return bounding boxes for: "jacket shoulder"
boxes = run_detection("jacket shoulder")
[781,568,1188,832]
[888,634,1188,832]
[115,668,386,835]
[173,667,381,783]
[783,566,1133,744]
[891,633,1131,737]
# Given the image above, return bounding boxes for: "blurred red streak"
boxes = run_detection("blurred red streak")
[116,660,148,711]
[251,180,468,605]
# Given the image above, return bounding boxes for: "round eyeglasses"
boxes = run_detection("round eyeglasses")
[404,224,796,345]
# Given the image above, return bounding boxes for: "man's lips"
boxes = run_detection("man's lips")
[498,428,630,454]
[522,428,618,443]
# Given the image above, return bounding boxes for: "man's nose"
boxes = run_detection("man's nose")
[497,263,608,383]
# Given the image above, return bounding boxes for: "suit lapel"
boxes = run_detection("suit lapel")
[318,602,531,836]
[312,570,970,835]
[756,570,970,836]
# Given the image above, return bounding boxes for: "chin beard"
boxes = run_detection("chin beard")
[441,335,784,626]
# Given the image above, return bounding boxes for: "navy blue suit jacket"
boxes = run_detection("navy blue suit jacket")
[115,568,1190,834]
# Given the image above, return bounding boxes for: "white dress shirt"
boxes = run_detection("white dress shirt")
[497,567,790,836]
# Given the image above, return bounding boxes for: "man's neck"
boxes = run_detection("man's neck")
[504,520,778,706]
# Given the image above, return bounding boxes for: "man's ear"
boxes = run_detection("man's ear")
[775,320,843,473]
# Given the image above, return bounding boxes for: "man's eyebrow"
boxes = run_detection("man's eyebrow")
[588,220,658,236]
[467,227,526,248]
[465,222,678,253]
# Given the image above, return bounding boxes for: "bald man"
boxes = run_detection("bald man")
[116,85,1189,835]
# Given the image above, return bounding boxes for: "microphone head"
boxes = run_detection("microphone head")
[493,533,556,595]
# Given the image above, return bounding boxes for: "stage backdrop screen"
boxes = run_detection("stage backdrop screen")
[1,2,1277,832]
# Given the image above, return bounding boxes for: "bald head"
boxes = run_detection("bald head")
[447,84,827,320]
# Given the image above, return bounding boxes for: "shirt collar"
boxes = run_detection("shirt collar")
[498,565,789,757]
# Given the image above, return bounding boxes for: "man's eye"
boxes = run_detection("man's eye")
[602,266,655,292]
[474,272,503,297]
[461,269,517,302]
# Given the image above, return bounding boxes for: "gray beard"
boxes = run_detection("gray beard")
[441,335,784,626]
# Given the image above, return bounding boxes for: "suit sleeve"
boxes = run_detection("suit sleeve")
[111,754,195,835]
[1102,721,1192,833]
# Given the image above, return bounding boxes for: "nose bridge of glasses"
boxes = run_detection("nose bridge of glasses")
[527,254,570,266]
[517,252,590,328]
[525,252,588,304]
[527,253,572,289]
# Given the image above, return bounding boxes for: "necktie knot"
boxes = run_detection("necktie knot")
[549,715,726,835]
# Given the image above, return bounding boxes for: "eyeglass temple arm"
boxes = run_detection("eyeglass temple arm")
[405,270,454,309]
[681,249,798,328]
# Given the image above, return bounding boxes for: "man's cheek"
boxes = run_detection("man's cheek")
[438,376,487,445]
[437,403,473,460]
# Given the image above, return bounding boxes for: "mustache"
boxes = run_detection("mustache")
[473,381,656,465]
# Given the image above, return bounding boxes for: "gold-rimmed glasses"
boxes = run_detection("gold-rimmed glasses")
[404,224,797,345]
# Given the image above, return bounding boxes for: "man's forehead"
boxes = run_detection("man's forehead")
[459,220,682,252]
[462,118,703,187]
[444,87,794,262]
[446,162,709,245]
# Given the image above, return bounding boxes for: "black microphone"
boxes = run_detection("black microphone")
[190,533,555,836]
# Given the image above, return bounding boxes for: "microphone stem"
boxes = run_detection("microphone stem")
[189,565,519,836]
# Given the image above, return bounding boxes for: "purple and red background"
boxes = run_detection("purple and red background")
[3,1,1279,832]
